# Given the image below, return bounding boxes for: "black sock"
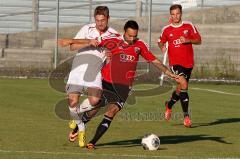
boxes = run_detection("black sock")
[81,112,91,124]
[72,125,79,133]
[167,91,180,109]
[89,115,113,145]
[179,89,189,117]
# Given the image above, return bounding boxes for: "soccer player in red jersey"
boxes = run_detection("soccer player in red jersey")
[158,4,202,127]
[64,20,180,149]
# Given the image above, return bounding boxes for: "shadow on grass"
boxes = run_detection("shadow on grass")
[96,134,231,148]
[192,118,240,128]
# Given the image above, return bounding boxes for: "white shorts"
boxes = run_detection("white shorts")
[66,54,104,94]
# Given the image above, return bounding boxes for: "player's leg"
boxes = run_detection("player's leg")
[86,81,130,149]
[164,66,181,120]
[177,75,189,116]
[79,87,102,113]
[67,54,104,146]
[164,84,181,121]
[67,93,85,144]
[177,67,192,127]
[167,84,181,109]
[69,88,102,147]
[86,103,120,149]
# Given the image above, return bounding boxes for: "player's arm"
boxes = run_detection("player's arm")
[58,39,99,51]
[158,42,167,53]
[58,39,98,47]
[158,29,168,53]
[151,59,179,81]
[180,25,202,45]
[58,38,74,47]
[69,43,90,51]
[179,36,201,45]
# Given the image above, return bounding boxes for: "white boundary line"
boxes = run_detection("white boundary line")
[190,87,240,96]
[0,149,183,159]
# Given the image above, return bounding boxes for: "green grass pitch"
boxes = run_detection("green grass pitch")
[0,78,239,159]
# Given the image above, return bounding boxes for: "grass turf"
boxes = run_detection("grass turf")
[0,78,239,159]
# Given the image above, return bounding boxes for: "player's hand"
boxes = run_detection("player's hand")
[173,74,181,83]
[105,49,112,62]
[58,39,72,47]
[161,46,167,53]
[167,71,180,82]
[180,36,190,44]
[88,39,99,47]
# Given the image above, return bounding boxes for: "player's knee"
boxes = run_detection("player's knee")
[105,106,119,118]
[179,77,188,89]
[181,83,188,90]
[88,96,101,106]
[180,89,189,101]
[68,98,78,108]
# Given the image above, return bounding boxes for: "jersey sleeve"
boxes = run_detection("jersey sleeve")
[74,25,88,39]
[190,25,201,41]
[158,28,168,43]
[139,41,156,62]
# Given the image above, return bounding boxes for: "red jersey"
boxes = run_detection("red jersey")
[99,35,156,86]
[158,21,201,68]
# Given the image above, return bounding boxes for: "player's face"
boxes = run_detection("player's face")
[170,8,182,24]
[95,15,109,33]
[124,28,138,45]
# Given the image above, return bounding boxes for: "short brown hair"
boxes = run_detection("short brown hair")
[94,6,109,17]
[170,4,182,13]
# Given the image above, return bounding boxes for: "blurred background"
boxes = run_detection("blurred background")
[0,0,240,82]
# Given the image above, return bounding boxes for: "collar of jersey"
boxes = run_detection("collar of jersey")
[170,21,183,28]
[121,35,129,45]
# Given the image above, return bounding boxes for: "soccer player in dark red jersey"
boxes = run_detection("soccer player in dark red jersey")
[64,20,180,149]
[158,4,202,127]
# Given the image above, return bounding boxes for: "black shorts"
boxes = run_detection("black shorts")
[102,80,131,110]
[170,65,193,82]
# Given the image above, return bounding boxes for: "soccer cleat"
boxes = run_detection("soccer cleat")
[165,102,172,121]
[184,116,192,128]
[78,131,86,148]
[69,120,77,130]
[68,131,78,142]
[86,143,95,150]
[68,124,79,142]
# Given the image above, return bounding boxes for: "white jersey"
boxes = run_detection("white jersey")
[74,23,118,59]
[66,23,118,91]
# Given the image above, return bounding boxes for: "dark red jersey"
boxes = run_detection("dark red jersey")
[158,21,201,68]
[99,35,156,86]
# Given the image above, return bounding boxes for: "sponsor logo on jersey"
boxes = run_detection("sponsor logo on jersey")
[183,30,189,35]
[173,38,182,46]
[120,54,135,62]
[134,47,141,54]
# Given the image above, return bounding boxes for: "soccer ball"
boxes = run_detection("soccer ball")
[141,134,160,150]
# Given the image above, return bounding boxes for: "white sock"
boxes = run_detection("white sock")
[79,99,94,113]
[68,106,82,125]
[78,121,85,132]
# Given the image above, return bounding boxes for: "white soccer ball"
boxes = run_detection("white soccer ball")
[141,133,160,151]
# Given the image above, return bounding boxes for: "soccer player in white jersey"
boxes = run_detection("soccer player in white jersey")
[58,6,118,147]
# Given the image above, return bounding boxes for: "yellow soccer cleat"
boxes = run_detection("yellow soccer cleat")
[68,120,77,130]
[78,131,86,148]
[68,130,78,142]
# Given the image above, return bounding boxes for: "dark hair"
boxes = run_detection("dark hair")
[94,6,109,17]
[170,4,182,13]
[124,20,139,31]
